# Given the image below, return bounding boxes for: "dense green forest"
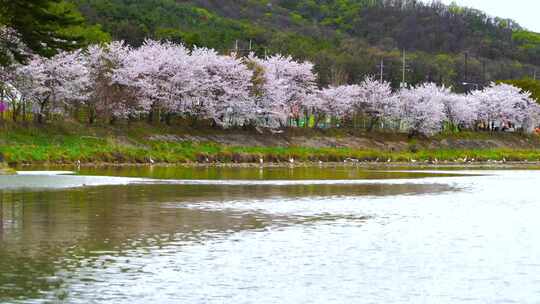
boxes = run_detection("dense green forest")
[70,0,540,91]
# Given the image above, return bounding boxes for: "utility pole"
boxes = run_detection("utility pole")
[378,58,385,82]
[229,40,259,57]
[464,52,469,82]
[482,60,486,85]
[401,49,407,88]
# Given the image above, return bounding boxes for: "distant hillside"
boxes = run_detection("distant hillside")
[72,0,540,89]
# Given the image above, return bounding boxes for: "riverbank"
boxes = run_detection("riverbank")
[14,161,540,173]
[0,162,15,175]
[2,121,540,166]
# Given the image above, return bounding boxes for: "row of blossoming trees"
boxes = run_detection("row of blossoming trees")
[1,39,540,135]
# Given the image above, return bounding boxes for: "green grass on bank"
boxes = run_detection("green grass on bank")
[2,121,540,164]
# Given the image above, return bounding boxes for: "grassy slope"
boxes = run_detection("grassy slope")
[2,121,540,165]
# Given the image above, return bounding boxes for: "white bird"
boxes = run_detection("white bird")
[149,157,155,164]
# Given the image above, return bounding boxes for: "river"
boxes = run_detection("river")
[0,166,539,303]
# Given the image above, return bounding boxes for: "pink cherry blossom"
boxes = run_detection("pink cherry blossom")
[398,83,447,136]
[5,39,540,135]
[252,54,317,125]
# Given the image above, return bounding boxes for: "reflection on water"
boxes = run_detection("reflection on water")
[0,185,272,301]
[18,164,465,180]
[1,167,540,303]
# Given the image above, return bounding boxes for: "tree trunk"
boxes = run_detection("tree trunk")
[37,99,48,124]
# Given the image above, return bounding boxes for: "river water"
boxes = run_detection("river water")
[0,166,539,303]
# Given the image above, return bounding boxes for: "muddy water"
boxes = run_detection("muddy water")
[0,167,539,303]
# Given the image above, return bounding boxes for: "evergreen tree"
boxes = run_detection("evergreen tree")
[0,0,108,65]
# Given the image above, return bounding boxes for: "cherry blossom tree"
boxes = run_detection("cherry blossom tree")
[5,38,540,135]
[0,26,29,66]
[113,40,194,120]
[14,56,53,122]
[473,83,540,133]
[309,85,358,127]
[253,54,317,126]
[356,77,398,130]
[83,41,132,122]
[1,26,29,116]
[189,48,254,127]
[53,51,90,105]
[398,83,447,136]
[0,65,20,120]
[14,50,89,123]
[442,93,478,130]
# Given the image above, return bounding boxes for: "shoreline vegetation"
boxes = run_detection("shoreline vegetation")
[3,40,540,173]
[14,162,540,170]
[3,122,540,168]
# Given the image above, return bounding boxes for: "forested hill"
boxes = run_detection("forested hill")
[73,0,540,89]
